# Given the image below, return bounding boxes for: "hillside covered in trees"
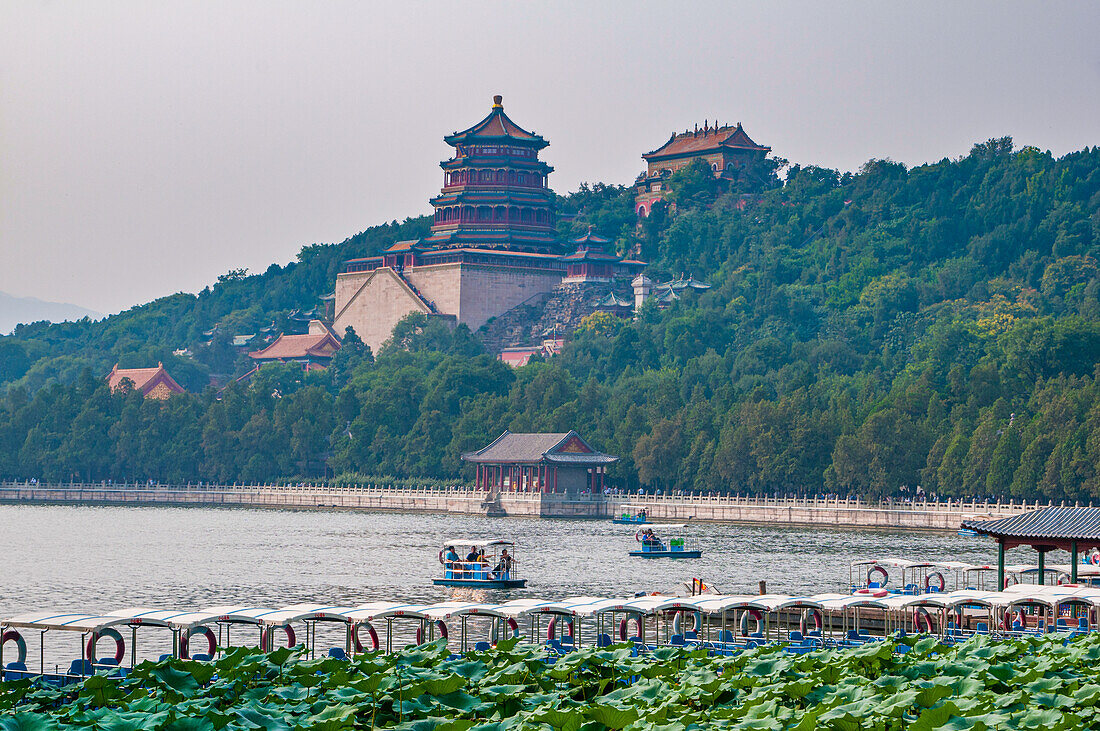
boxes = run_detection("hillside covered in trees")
[2,138,1100,501]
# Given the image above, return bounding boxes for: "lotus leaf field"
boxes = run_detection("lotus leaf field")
[5,634,1100,730]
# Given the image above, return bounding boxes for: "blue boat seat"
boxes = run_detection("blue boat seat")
[597,633,612,647]
[718,630,735,643]
[788,630,804,642]
[67,659,93,676]
[975,622,989,634]
[867,582,882,589]
[1080,618,1090,630]
[158,653,173,662]
[684,631,697,640]
[96,657,118,666]
[190,653,212,662]
[473,642,491,651]
[669,634,684,646]
[327,647,347,660]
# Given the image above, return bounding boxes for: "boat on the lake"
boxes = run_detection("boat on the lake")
[629,524,701,559]
[611,505,650,524]
[433,538,526,588]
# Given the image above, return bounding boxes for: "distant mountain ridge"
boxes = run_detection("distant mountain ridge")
[0,291,103,334]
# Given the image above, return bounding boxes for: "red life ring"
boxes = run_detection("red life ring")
[635,531,644,543]
[1003,607,1026,631]
[855,588,888,597]
[1091,553,1100,566]
[1,630,27,665]
[619,615,644,642]
[546,616,574,640]
[86,627,125,663]
[1004,574,1019,588]
[671,611,702,636]
[799,609,823,635]
[354,622,380,653]
[1057,573,1073,586]
[867,565,889,587]
[260,624,296,652]
[436,620,449,641]
[739,609,763,637]
[913,607,935,633]
[438,550,445,565]
[490,617,521,645]
[180,625,217,659]
[925,572,946,593]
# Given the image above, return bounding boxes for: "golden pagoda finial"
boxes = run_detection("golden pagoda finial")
[492,94,503,109]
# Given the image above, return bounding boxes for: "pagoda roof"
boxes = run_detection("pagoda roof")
[644,123,770,161]
[571,225,612,247]
[107,363,185,397]
[962,507,1100,550]
[382,239,426,253]
[462,430,619,466]
[594,292,633,308]
[249,322,341,362]
[445,96,548,150]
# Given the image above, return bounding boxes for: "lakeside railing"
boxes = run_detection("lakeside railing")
[0,480,1082,513]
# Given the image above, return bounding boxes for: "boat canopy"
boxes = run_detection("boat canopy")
[247,604,359,626]
[442,538,515,547]
[2,612,146,633]
[851,558,935,570]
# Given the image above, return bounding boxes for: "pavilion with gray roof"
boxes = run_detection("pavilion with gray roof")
[462,430,618,494]
[962,506,1100,587]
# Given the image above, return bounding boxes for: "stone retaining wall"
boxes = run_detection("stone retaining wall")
[0,482,1043,531]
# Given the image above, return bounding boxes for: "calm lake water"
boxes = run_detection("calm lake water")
[0,503,1018,615]
[0,504,1050,669]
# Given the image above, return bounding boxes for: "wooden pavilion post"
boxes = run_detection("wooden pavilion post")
[1072,541,1079,583]
[997,539,1005,591]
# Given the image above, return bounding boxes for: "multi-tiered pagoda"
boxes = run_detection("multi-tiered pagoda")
[426,95,558,253]
[333,96,645,354]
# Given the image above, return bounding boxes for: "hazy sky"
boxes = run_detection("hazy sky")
[3,2,1098,314]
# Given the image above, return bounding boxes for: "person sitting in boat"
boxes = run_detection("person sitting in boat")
[493,549,515,581]
[642,529,665,551]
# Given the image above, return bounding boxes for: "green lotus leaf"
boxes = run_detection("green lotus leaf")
[0,714,61,731]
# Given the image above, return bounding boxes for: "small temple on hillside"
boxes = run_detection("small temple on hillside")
[248,320,341,370]
[634,121,771,217]
[561,227,645,284]
[107,363,186,399]
[333,96,645,353]
[463,430,619,494]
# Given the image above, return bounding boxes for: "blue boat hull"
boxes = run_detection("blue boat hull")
[628,550,701,559]
[612,518,649,524]
[432,578,527,588]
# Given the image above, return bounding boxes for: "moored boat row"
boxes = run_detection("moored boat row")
[6,583,1100,683]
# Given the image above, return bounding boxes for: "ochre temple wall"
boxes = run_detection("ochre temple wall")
[459,265,562,330]
[334,269,430,353]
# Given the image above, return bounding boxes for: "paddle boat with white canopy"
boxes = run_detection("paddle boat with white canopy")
[434,538,525,588]
[611,505,650,524]
[629,524,701,558]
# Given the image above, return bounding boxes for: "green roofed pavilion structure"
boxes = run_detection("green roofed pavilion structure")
[962,506,1100,588]
[462,430,618,495]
